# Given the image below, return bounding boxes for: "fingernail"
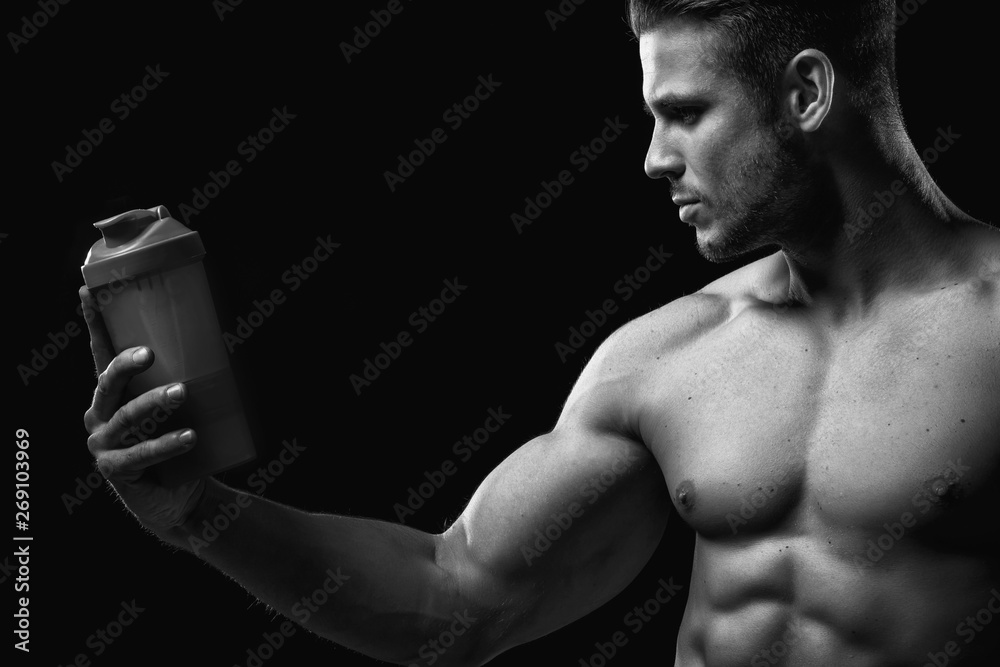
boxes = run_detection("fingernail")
[132,348,150,364]
[178,430,194,445]
[166,384,184,401]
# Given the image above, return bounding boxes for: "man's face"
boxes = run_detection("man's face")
[640,18,814,263]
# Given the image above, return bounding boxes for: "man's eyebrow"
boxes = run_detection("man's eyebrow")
[642,91,708,117]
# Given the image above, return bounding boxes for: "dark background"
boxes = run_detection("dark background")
[4,1,993,665]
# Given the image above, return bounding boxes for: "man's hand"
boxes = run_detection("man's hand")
[80,285,206,539]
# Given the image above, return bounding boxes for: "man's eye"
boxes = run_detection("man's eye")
[671,107,700,124]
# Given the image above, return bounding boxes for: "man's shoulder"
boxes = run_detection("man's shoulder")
[560,254,780,431]
[584,252,788,386]
[599,251,787,362]
[559,252,786,432]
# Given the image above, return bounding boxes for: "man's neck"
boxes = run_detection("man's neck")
[775,134,978,324]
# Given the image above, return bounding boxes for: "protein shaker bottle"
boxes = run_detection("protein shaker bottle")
[81,205,256,486]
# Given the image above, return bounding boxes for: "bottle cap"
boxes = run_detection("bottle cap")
[81,205,205,288]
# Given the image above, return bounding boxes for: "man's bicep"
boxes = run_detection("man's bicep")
[437,424,671,654]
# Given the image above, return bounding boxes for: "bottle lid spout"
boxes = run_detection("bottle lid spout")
[81,205,204,289]
[94,206,171,248]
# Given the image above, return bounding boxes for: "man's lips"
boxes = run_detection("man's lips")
[677,201,701,223]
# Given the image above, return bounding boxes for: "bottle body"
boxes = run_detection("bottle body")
[82,206,256,486]
[94,261,255,485]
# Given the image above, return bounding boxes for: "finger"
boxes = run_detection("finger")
[89,380,184,450]
[95,429,196,478]
[79,285,117,373]
[86,347,157,429]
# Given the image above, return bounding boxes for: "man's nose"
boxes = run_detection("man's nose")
[644,133,684,181]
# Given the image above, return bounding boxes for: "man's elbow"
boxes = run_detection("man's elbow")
[402,530,532,666]
[395,612,501,667]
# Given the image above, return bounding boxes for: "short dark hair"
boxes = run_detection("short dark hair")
[626,0,900,125]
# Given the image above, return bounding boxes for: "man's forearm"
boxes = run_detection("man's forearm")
[159,477,488,665]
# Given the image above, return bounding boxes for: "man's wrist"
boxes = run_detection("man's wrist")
[157,478,220,551]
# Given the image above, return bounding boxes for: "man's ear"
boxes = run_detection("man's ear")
[781,49,835,133]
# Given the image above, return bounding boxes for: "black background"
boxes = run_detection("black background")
[4,0,994,665]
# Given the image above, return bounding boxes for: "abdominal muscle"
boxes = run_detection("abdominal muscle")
[673,531,1000,666]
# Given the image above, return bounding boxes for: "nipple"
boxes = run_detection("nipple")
[675,480,696,511]
[923,473,962,506]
